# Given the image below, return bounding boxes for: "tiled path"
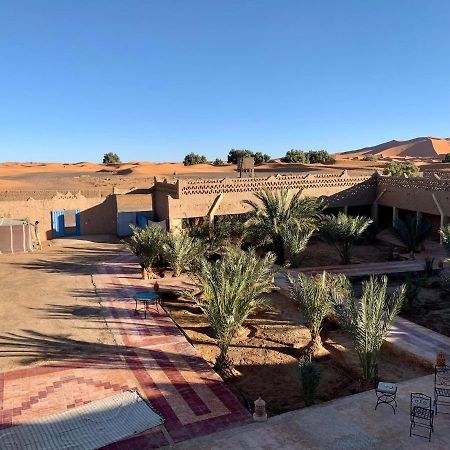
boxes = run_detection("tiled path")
[170,374,450,449]
[0,252,250,448]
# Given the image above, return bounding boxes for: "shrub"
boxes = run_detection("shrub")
[253,152,271,164]
[320,213,373,264]
[443,153,450,163]
[439,225,450,255]
[183,153,207,166]
[213,158,224,166]
[383,161,419,177]
[393,216,434,252]
[308,150,335,164]
[281,227,313,268]
[362,154,378,161]
[103,152,121,164]
[298,357,321,406]
[284,150,307,163]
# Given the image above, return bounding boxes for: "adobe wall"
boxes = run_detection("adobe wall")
[377,176,450,216]
[162,172,377,220]
[0,190,117,240]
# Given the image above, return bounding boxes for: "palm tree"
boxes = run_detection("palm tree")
[282,226,314,268]
[194,249,276,373]
[163,232,206,276]
[393,215,434,253]
[124,225,166,278]
[244,189,324,264]
[320,213,372,264]
[287,271,348,356]
[334,275,406,383]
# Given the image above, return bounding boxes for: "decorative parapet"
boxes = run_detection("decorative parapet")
[177,171,376,196]
[153,177,179,197]
[423,170,450,179]
[378,175,450,191]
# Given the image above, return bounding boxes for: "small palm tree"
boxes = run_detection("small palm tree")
[281,226,313,268]
[393,215,433,253]
[320,213,372,264]
[194,249,277,373]
[124,225,166,278]
[163,232,206,276]
[286,271,348,356]
[334,276,406,382]
[244,189,324,264]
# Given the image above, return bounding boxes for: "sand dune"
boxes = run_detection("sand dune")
[340,137,450,159]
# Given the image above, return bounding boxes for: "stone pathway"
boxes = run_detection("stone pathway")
[170,374,450,449]
[0,252,251,448]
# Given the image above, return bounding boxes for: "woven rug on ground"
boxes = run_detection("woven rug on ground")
[0,390,164,450]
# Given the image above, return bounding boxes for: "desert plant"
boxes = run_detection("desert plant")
[244,189,324,264]
[362,154,378,161]
[227,149,253,164]
[286,271,348,356]
[307,150,335,164]
[163,232,206,276]
[124,225,166,277]
[298,357,321,406]
[439,225,450,255]
[424,257,435,277]
[183,152,207,166]
[284,149,307,163]
[103,152,121,164]
[393,215,434,253]
[402,276,421,312]
[281,227,313,267]
[320,213,373,264]
[213,158,224,166]
[443,153,450,163]
[253,152,271,164]
[194,249,276,372]
[383,161,419,177]
[334,276,406,382]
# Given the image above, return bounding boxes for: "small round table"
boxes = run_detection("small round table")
[134,292,161,319]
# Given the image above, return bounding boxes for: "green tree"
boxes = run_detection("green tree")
[334,276,406,382]
[307,150,335,164]
[213,158,224,166]
[227,149,253,164]
[194,249,276,372]
[253,152,271,164]
[284,150,307,163]
[287,271,347,356]
[163,232,206,276]
[183,153,207,166]
[244,189,324,264]
[320,213,372,264]
[103,152,121,164]
[123,225,166,278]
[382,161,419,177]
[393,215,434,252]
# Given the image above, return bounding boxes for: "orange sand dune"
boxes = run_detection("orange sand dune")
[340,137,450,159]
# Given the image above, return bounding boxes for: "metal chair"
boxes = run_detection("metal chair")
[374,366,397,414]
[410,393,434,442]
[434,365,450,415]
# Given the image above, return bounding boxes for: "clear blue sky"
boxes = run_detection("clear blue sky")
[1,0,450,163]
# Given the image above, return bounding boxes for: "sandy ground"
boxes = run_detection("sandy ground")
[0,237,123,371]
[163,290,430,416]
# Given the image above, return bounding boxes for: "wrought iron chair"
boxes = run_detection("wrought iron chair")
[434,365,450,414]
[410,393,434,442]
[374,366,397,414]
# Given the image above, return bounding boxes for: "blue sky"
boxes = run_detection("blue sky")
[1,1,450,163]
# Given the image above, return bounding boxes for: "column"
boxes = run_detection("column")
[392,207,399,227]
[371,203,379,226]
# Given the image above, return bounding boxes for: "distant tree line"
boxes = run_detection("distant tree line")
[227,149,271,164]
[283,149,335,164]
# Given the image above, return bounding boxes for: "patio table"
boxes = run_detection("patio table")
[134,292,161,318]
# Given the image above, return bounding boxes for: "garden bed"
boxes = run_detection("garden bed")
[398,276,450,337]
[163,290,430,416]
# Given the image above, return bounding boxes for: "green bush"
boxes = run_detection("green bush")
[227,149,271,164]
[213,158,224,166]
[103,152,121,164]
[382,161,419,177]
[284,150,307,163]
[183,152,208,166]
[298,357,321,406]
[253,152,271,164]
[284,149,335,164]
[362,154,378,161]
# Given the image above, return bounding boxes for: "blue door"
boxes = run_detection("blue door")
[51,210,65,237]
